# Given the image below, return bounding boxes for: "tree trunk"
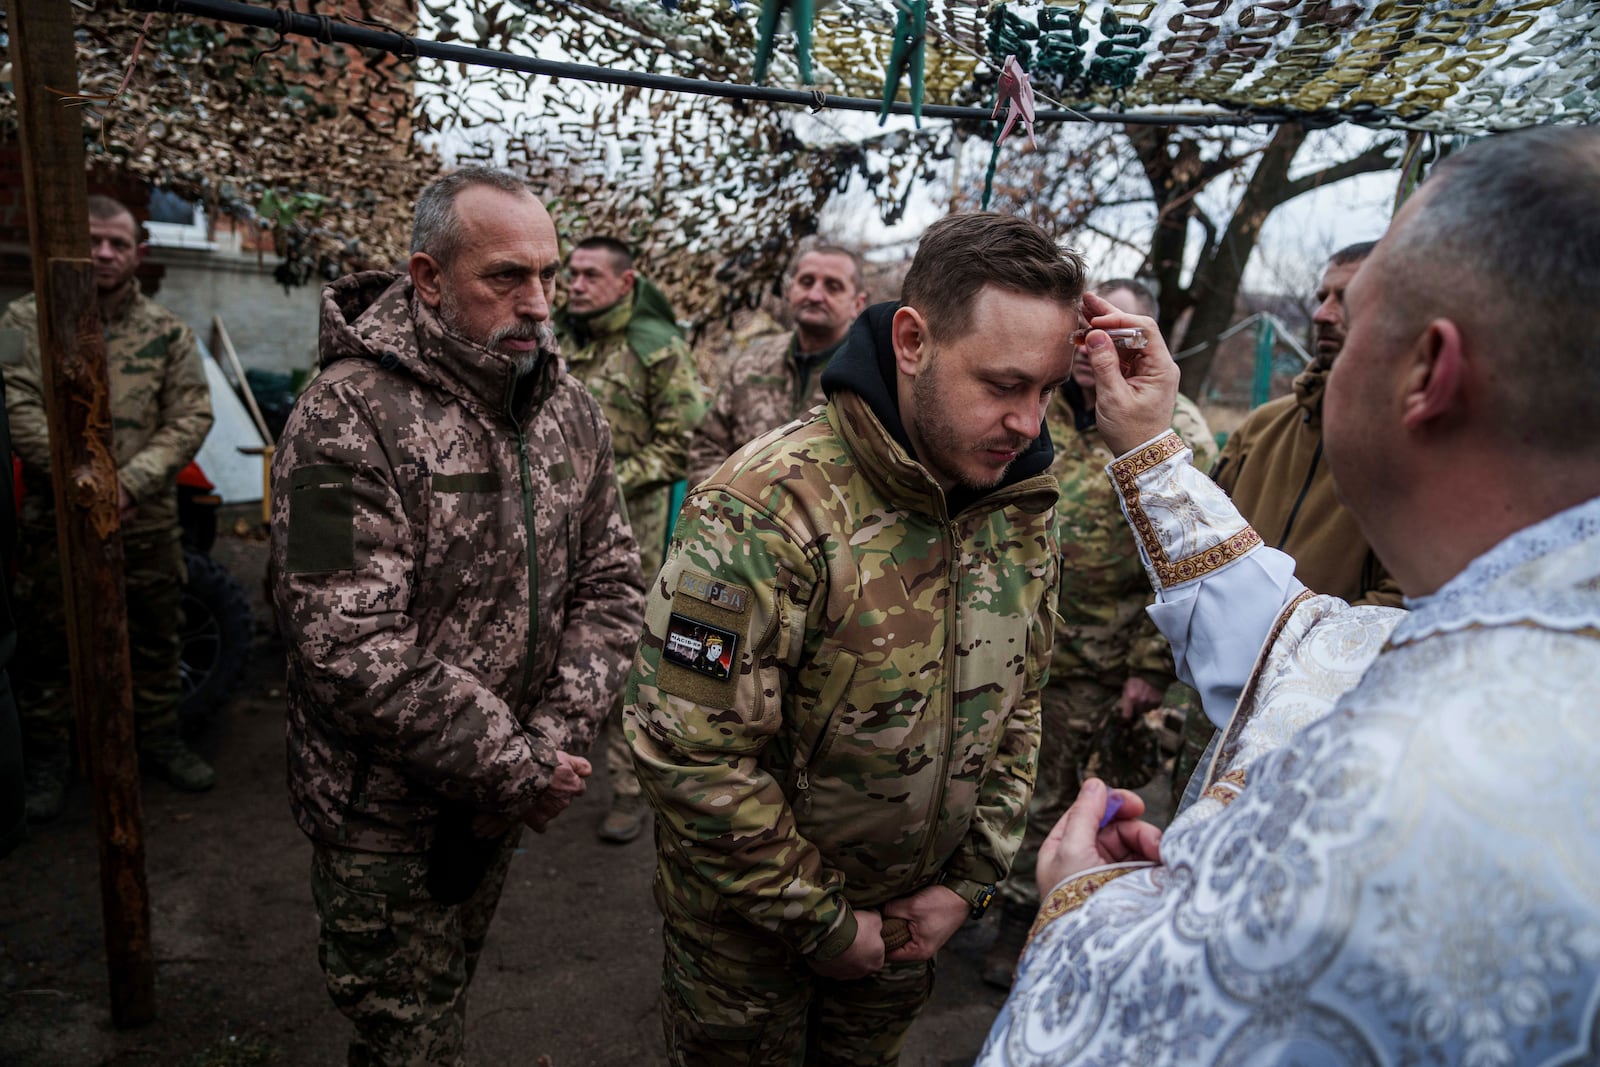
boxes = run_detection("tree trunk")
[1177,123,1308,398]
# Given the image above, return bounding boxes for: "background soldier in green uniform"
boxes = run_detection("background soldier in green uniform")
[981,278,1217,986]
[555,235,706,843]
[1,195,215,820]
[627,213,1085,1066]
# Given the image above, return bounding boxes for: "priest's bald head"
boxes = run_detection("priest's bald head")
[1320,125,1600,598]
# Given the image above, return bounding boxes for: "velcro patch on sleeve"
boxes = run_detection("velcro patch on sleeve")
[0,328,24,366]
[676,570,752,614]
[662,613,739,681]
[431,471,500,492]
[286,464,355,573]
[654,576,756,711]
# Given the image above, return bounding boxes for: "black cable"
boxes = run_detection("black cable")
[137,0,1356,130]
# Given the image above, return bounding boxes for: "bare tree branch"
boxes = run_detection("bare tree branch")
[1078,221,1153,260]
[1273,138,1402,207]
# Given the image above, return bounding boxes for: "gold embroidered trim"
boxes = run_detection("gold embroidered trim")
[1027,867,1134,946]
[1199,766,1249,806]
[1155,528,1264,587]
[1112,432,1262,587]
[1110,432,1186,481]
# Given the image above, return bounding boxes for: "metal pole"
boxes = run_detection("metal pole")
[1251,314,1277,410]
[10,0,156,1027]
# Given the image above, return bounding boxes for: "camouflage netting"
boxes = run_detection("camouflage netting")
[683,0,1600,130]
[3,0,1595,326]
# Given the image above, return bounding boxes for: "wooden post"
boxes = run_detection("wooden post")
[10,0,155,1027]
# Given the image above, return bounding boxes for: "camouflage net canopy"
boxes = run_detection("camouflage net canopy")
[0,1,433,285]
[432,0,1598,324]
[4,0,1595,326]
[634,0,1600,130]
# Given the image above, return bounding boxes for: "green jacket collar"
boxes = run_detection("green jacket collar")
[557,276,683,364]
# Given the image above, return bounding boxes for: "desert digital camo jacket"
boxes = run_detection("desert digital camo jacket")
[626,302,1059,961]
[272,273,645,853]
[1049,384,1218,686]
[1,281,213,535]
[686,332,837,486]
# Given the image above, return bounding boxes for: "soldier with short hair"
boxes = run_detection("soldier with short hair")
[2,194,215,820]
[980,277,1217,987]
[686,244,868,485]
[627,212,1084,1065]
[554,233,706,844]
[271,168,644,1066]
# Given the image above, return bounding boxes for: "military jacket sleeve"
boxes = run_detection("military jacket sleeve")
[527,403,647,758]
[0,299,54,475]
[272,376,554,813]
[686,372,739,487]
[613,337,705,499]
[625,485,861,960]
[117,318,213,506]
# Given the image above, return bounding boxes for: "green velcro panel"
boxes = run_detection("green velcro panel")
[656,592,752,711]
[286,464,355,573]
[431,471,501,492]
[0,329,23,366]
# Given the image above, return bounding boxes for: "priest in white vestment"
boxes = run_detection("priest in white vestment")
[981,126,1600,1067]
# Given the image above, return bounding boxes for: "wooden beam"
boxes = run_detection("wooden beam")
[9,0,155,1027]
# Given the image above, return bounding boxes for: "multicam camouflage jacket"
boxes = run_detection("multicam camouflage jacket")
[626,304,1058,961]
[685,332,838,486]
[272,273,645,853]
[554,279,706,578]
[1049,384,1218,686]
[0,282,213,536]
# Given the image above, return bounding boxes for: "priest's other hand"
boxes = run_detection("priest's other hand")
[1079,291,1180,457]
[1037,778,1162,893]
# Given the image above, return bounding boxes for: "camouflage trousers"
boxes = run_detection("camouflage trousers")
[11,526,186,753]
[656,875,935,1066]
[998,679,1159,910]
[311,832,521,1067]
[602,698,643,799]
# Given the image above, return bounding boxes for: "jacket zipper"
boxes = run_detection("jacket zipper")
[514,429,539,712]
[792,650,859,816]
[505,360,551,717]
[1276,439,1323,549]
[907,518,961,889]
[900,477,1052,891]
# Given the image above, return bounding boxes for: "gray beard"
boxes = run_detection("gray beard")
[439,285,545,374]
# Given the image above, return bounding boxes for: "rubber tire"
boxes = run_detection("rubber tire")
[178,548,252,733]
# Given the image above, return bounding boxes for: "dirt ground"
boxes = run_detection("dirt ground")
[0,531,1172,1067]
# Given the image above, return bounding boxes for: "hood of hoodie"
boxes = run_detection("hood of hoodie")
[820,301,1056,515]
[1291,363,1329,424]
[319,271,563,419]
